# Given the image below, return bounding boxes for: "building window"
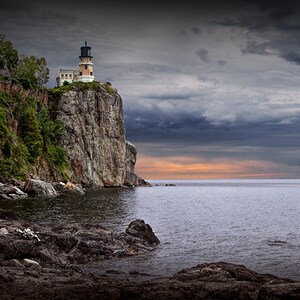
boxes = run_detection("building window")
[61,74,64,78]
[90,72,93,76]
[80,72,82,76]
[69,74,72,78]
[85,65,88,70]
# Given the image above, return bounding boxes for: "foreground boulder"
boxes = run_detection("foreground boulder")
[23,179,58,197]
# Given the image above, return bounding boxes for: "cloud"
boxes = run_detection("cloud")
[190,26,202,35]
[217,60,227,66]
[279,51,300,65]
[196,48,210,62]
[241,42,272,55]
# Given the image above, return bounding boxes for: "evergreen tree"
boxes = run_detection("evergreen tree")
[20,107,43,163]
[0,34,18,74]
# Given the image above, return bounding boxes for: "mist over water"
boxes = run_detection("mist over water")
[1,179,299,280]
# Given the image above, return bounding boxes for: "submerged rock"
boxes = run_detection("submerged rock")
[23,179,58,197]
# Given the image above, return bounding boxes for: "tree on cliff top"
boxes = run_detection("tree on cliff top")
[13,55,49,90]
[0,34,18,74]
[0,33,49,89]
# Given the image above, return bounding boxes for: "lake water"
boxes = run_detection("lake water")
[1,179,299,280]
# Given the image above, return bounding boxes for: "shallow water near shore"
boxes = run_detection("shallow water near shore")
[1,179,299,280]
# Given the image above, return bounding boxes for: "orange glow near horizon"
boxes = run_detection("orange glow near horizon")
[135,155,283,180]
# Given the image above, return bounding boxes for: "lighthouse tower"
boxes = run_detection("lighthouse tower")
[77,41,95,83]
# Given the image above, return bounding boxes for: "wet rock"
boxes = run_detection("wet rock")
[6,259,24,268]
[0,227,8,236]
[0,210,298,299]
[22,259,41,270]
[0,184,28,199]
[62,182,85,195]
[24,179,58,197]
[126,219,160,245]
[0,210,159,269]
[16,228,40,242]
[52,182,65,192]
[165,183,176,186]
[258,282,300,299]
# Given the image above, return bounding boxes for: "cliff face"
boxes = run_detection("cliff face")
[54,88,138,187]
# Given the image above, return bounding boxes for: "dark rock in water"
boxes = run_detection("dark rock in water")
[126,219,160,245]
[23,179,58,197]
[165,183,176,186]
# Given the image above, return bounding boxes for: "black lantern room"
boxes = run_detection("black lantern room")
[80,41,92,58]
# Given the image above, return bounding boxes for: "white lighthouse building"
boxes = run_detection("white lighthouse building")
[57,42,95,86]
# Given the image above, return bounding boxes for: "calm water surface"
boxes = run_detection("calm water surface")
[1,179,299,279]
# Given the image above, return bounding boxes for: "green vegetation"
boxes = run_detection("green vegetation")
[12,55,49,90]
[0,34,68,180]
[0,34,49,90]
[49,81,117,95]
[0,34,18,73]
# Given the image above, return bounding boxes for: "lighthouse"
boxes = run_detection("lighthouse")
[57,42,96,86]
[77,41,95,83]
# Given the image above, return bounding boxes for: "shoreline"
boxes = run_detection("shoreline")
[0,209,299,299]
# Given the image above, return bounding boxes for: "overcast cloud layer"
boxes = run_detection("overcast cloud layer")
[1,0,300,178]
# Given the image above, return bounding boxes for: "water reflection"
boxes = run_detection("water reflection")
[0,188,137,230]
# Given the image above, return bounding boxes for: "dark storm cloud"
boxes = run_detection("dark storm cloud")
[214,0,300,66]
[125,106,300,167]
[2,0,300,177]
[217,60,227,66]
[279,51,300,65]
[241,42,271,56]
[190,27,202,35]
[196,49,210,62]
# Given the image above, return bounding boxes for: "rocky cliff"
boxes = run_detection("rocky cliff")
[49,83,141,187]
[0,81,142,187]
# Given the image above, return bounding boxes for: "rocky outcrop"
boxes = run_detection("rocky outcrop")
[0,210,159,268]
[55,89,126,187]
[0,210,298,299]
[23,179,58,197]
[0,183,28,199]
[126,219,160,245]
[124,141,139,186]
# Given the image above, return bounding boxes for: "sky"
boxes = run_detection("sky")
[1,0,300,179]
